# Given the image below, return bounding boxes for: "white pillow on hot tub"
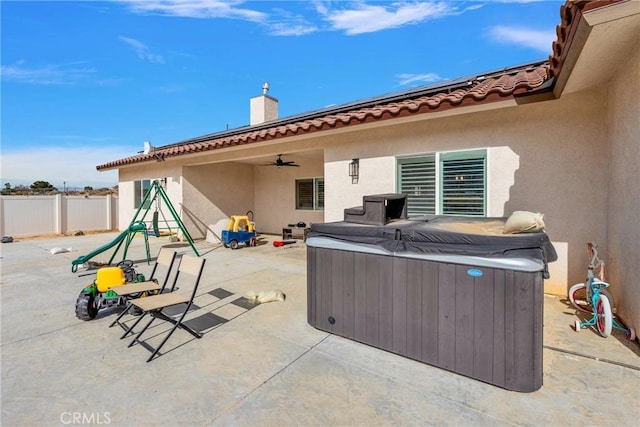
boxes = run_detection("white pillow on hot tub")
[503,211,545,234]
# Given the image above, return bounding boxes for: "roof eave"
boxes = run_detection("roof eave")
[97,62,551,171]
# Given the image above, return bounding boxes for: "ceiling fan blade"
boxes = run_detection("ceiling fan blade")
[261,155,300,167]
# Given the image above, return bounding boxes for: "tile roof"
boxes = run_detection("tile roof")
[548,0,624,80]
[98,0,615,172]
[97,63,549,171]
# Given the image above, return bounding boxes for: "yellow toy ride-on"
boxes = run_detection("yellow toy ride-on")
[75,261,146,321]
[222,215,257,250]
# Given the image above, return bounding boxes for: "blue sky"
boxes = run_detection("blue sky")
[1,0,563,189]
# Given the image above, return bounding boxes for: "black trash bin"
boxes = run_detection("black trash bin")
[306,215,556,392]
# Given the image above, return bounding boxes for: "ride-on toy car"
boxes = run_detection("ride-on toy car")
[222,215,257,249]
[75,261,147,321]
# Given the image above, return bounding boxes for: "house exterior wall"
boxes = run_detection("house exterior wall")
[324,156,397,219]
[321,90,608,296]
[182,162,255,239]
[118,163,183,231]
[254,157,324,235]
[134,155,327,240]
[111,88,613,300]
[606,43,640,330]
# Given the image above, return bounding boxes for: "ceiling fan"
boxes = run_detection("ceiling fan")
[264,154,299,167]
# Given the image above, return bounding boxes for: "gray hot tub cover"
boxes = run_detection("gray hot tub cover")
[308,215,557,271]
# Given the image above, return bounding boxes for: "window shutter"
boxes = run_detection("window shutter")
[399,156,436,216]
[142,180,152,209]
[296,179,314,209]
[315,179,325,209]
[441,156,485,216]
[134,181,141,208]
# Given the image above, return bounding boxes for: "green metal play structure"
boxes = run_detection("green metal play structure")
[71,180,199,272]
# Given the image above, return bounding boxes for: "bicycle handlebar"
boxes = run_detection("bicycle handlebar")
[587,242,605,281]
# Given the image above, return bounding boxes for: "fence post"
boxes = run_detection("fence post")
[106,195,112,230]
[55,194,63,234]
[0,197,4,236]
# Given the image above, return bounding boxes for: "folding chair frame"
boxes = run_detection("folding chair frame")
[109,247,178,329]
[123,255,206,362]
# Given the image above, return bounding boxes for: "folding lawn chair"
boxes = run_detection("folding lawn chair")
[122,254,206,362]
[109,247,178,329]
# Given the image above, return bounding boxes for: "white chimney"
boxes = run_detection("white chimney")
[250,82,278,125]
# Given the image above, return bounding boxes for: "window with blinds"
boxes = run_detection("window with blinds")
[398,156,436,216]
[315,178,325,209]
[296,178,324,210]
[398,150,486,217]
[441,153,485,216]
[134,179,151,209]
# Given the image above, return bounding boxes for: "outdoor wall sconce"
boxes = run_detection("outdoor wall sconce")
[349,158,359,183]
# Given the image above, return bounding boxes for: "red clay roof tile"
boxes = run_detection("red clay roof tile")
[548,0,624,80]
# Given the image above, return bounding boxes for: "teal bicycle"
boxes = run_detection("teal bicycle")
[570,242,635,340]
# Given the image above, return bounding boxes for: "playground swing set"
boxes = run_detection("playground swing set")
[72,180,202,321]
[71,180,200,273]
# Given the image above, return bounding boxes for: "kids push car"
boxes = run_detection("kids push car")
[75,260,147,321]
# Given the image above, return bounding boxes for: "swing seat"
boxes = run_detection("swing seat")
[152,211,160,237]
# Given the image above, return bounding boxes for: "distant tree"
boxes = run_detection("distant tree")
[30,180,56,193]
[1,183,12,195]
[84,186,93,192]
[13,185,30,194]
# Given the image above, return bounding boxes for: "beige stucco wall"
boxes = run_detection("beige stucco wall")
[182,162,254,239]
[118,163,183,232]
[320,90,609,295]
[254,155,324,235]
[606,43,640,331]
[324,156,397,218]
[180,157,325,239]
[113,87,613,298]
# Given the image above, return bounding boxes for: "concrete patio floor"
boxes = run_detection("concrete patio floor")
[1,232,639,426]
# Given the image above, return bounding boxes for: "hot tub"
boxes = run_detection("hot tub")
[306,215,557,392]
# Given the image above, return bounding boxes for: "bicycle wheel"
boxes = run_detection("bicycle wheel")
[569,283,591,313]
[596,294,613,337]
[569,283,615,314]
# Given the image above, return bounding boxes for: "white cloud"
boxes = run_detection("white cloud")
[267,8,318,36]
[396,72,443,86]
[317,1,458,35]
[269,23,318,36]
[0,61,96,85]
[120,1,318,36]
[119,0,267,22]
[118,36,165,63]
[488,25,555,53]
[490,0,549,3]
[1,145,131,189]
[118,0,466,37]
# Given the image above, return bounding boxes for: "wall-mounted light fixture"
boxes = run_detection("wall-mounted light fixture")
[349,158,359,183]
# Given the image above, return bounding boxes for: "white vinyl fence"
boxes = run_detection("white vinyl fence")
[0,195,119,237]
